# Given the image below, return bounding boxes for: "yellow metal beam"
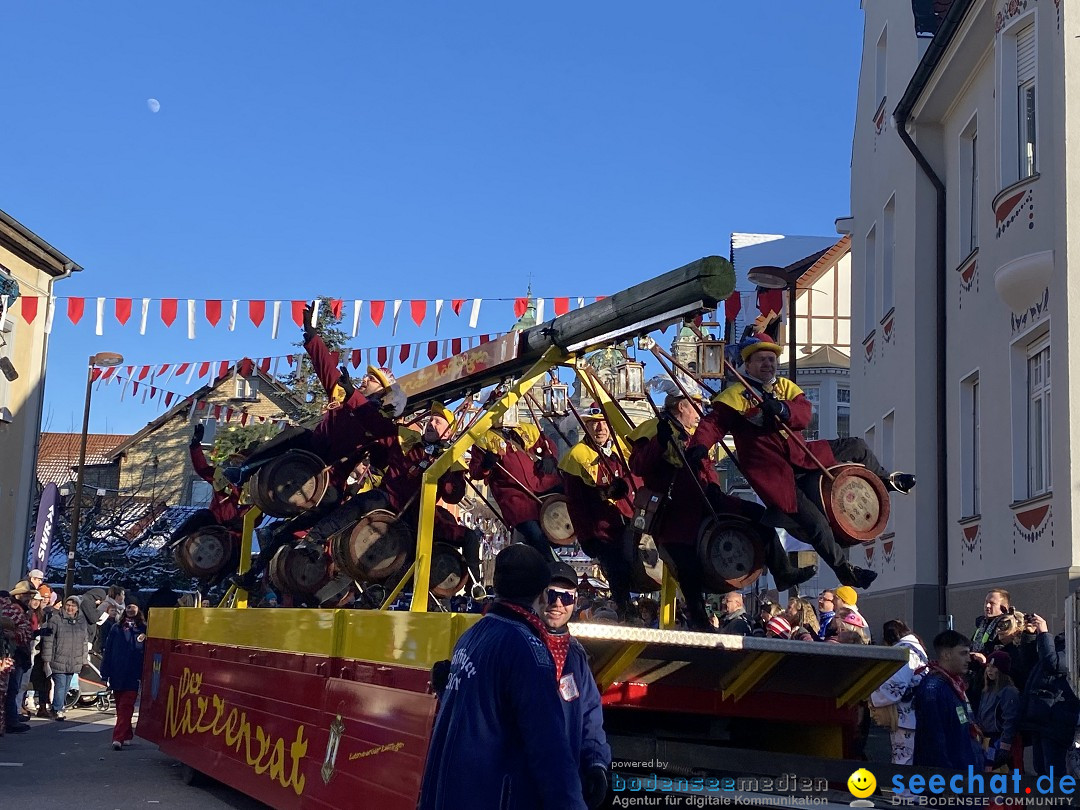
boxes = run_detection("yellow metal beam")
[380,561,416,610]
[234,506,263,610]
[720,651,783,702]
[410,347,566,611]
[659,567,679,630]
[595,641,647,692]
[216,584,237,609]
[836,659,902,708]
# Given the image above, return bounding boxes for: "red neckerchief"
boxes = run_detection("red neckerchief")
[493,601,571,681]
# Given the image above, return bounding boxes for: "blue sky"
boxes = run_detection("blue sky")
[3,2,867,434]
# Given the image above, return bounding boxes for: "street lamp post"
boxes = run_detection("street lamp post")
[65,351,123,596]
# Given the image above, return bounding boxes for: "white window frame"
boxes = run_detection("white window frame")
[1027,337,1051,497]
[836,386,851,439]
[200,417,218,447]
[188,476,214,507]
[959,115,978,257]
[998,14,1038,185]
[960,371,981,517]
[802,385,820,441]
[864,224,877,334]
[234,376,258,401]
[882,197,895,316]
[875,25,888,103]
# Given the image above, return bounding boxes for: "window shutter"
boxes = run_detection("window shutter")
[1017,23,1036,84]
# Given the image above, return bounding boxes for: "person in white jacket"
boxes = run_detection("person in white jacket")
[869,619,929,765]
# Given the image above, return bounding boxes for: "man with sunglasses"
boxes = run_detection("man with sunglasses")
[542,562,611,810]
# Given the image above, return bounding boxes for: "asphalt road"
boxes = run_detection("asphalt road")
[0,705,268,809]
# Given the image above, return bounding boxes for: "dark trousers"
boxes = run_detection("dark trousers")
[5,666,24,725]
[515,520,557,561]
[660,543,711,630]
[579,535,633,610]
[1033,734,1069,777]
[707,485,797,579]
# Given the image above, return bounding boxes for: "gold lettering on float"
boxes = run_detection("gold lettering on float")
[165,667,308,796]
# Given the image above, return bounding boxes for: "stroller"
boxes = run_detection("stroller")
[64,651,112,712]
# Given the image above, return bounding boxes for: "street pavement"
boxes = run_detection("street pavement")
[0,704,268,809]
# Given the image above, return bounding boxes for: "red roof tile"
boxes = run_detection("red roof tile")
[36,432,129,487]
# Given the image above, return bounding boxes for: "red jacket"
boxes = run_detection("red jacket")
[190,445,245,526]
[689,377,836,514]
[469,429,561,526]
[379,430,467,515]
[558,440,637,546]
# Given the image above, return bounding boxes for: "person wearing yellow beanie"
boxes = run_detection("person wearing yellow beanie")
[834,586,858,607]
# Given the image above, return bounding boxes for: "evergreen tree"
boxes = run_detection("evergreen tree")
[277,296,348,422]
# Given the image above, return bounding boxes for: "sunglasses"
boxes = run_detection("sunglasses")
[545,589,576,607]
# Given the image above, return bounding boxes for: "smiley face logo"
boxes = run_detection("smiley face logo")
[847,768,876,798]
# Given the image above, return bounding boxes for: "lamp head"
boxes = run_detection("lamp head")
[91,352,124,368]
[747,266,791,289]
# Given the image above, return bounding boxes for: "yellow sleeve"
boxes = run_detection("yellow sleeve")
[558,442,601,486]
[771,377,805,401]
[713,382,751,414]
[627,417,659,443]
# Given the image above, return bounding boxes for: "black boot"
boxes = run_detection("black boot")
[774,564,818,593]
[837,562,878,590]
[883,472,917,494]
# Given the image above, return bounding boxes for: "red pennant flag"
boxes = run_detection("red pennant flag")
[291,300,306,327]
[377,346,388,366]
[217,361,229,379]
[102,366,117,380]
[370,300,386,327]
[115,298,133,325]
[451,299,465,315]
[149,386,157,399]
[725,293,742,322]
[513,298,528,318]
[554,297,570,316]
[249,300,266,327]
[330,299,344,320]
[480,334,490,344]
[198,362,211,378]
[165,392,175,407]
[452,338,462,355]
[428,340,438,361]
[161,298,178,327]
[158,364,170,376]
[237,358,254,377]
[351,349,362,368]
[241,413,250,426]
[90,368,103,383]
[286,355,295,366]
[399,343,410,363]
[595,295,607,302]
[224,407,234,422]
[175,362,190,376]
[756,289,783,318]
[131,381,140,396]
[137,366,150,381]
[212,404,222,419]
[196,400,207,411]
[205,300,222,326]
[410,300,427,326]
[20,297,38,324]
[258,357,271,374]
[67,297,85,324]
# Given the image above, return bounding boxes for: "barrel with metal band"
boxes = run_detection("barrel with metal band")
[329,508,412,583]
[267,542,335,599]
[696,515,767,592]
[798,463,891,547]
[173,525,236,578]
[538,494,577,546]
[249,449,330,518]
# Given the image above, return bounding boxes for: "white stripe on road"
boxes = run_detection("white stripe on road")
[0,762,24,766]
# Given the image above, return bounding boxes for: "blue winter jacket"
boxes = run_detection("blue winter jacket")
[913,671,983,770]
[99,621,146,693]
[561,636,611,776]
[419,605,587,810]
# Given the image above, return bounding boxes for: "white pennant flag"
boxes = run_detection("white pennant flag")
[577,296,585,309]
[44,295,56,335]
[469,298,482,329]
[139,298,150,335]
[311,299,321,329]
[187,299,197,339]
[442,339,449,359]
[434,299,444,335]
[272,357,281,378]
[96,297,105,335]
[185,363,197,384]
[228,299,238,331]
[271,301,281,339]
[352,300,363,338]
[391,300,402,336]
[535,298,545,323]
[412,344,420,368]
[365,348,373,368]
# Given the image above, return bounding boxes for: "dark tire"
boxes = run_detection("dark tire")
[64,686,80,710]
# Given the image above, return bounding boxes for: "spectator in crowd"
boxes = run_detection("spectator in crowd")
[765,615,792,639]
[419,545,587,810]
[977,650,1021,772]
[969,588,1011,713]
[716,592,752,636]
[100,603,147,751]
[829,608,871,645]
[753,599,782,637]
[637,598,659,629]
[15,590,46,716]
[1019,613,1080,777]
[913,630,983,770]
[0,590,32,734]
[993,612,1030,693]
[26,569,45,594]
[542,563,610,810]
[41,596,91,721]
[5,582,36,731]
[816,589,837,641]
[785,596,820,642]
[869,619,928,765]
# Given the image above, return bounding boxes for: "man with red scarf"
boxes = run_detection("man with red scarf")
[913,629,984,770]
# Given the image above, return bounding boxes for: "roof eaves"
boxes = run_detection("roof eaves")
[0,208,83,276]
[894,0,977,126]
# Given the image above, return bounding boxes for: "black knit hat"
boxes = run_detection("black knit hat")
[494,544,551,601]
[549,561,578,588]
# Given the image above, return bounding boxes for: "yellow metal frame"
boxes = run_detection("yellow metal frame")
[409,347,566,611]
[231,506,262,609]
[835,659,902,708]
[720,651,783,701]
[594,642,648,692]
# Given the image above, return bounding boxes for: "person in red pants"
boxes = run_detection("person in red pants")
[100,604,147,751]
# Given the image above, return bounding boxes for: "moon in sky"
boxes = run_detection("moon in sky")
[147,98,161,113]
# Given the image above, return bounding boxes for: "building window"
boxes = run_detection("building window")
[864,225,877,333]
[188,477,213,507]
[836,386,850,439]
[235,376,258,400]
[200,417,218,447]
[1016,22,1037,178]
[876,25,888,103]
[803,385,820,441]
[1027,339,1050,496]
[960,373,980,516]
[960,117,978,255]
[882,197,895,315]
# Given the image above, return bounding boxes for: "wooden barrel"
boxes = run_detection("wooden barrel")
[430,543,467,598]
[696,517,766,592]
[312,574,355,608]
[539,495,576,546]
[817,464,890,546]
[330,509,411,582]
[627,533,663,593]
[173,526,234,578]
[268,543,333,596]
[250,450,329,518]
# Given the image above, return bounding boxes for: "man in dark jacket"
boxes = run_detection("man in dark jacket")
[1019,613,1080,776]
[542,562,611,809]
[716,591,753,636]
[419,545,587,810]
[913,630,983,770]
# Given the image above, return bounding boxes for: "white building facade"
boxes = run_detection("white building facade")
[849,0,1075,636]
